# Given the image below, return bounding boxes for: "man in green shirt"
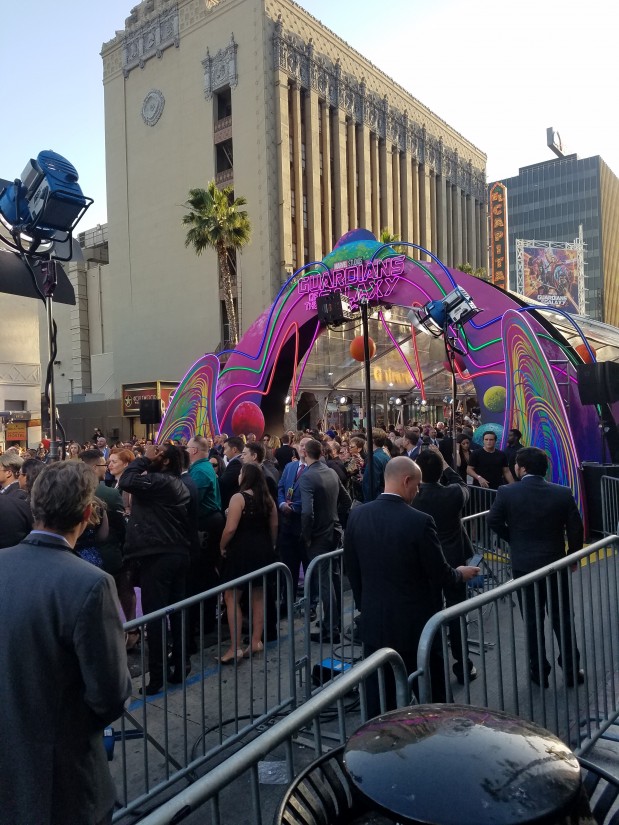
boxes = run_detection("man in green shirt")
[187,436,224,635]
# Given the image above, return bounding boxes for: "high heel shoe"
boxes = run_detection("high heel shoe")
[215,648,243,665]
[242,641,264,658]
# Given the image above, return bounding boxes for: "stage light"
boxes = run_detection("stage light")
[284,395,292,405]
[410,287,480,337]
[383,308,392,321]
[394,397,403,406]
[0,151,92,256]
[339,396,348,405]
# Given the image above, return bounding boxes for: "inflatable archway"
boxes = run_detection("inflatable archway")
[159,229,604,517]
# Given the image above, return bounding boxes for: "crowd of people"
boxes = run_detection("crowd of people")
[0,415,587,822]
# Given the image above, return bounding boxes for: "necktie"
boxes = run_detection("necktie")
[295,464,305,481]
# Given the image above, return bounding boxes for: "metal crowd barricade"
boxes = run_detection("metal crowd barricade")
[110,562,297,823]
[601,474,619,536]
[132,649,409,825]
[415,535,619,755]
[300,548,360,701]
[463,484,497,517]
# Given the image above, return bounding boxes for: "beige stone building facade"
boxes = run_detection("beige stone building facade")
[96,0,487,395]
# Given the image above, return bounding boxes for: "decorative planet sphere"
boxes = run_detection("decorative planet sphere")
[350,335,376,362]
[575,342,596,363]
[231,401,265,438]
[483,385,506,412]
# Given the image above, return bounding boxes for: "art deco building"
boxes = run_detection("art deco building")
[98,0,488,394]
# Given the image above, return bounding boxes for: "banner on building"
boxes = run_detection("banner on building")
[515,238,585,314]
[488,182,508,289]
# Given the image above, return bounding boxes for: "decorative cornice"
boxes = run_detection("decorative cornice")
[202,33,238,99]
[122,4,179,77]
[273,19,485,199]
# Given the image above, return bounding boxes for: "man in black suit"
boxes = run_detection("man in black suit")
[274,433,295,472]
[299,439,342,641]
[413,446,477,685]
[344,456,480,716]
[219,436,244,510]
[487,446,585,688]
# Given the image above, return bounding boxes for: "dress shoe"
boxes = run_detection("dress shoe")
[310,628,340,644]
[566,669,585,687]
[530,670,549,689]
[139,681,163,696]
[168,663,191,684]
[452,662,478,686]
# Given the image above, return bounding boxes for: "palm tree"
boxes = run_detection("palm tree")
[379,228,399,245]
[182,181,251,345]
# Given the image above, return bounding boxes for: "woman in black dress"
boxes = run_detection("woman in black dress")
[218,462,278,663]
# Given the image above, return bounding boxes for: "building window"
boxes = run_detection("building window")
[291,188,296,219]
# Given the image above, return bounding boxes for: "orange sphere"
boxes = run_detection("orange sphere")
[575,342,596,363]
[350,335,376,362]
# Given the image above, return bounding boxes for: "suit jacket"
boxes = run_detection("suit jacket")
[487,474,584,572]
[278,460,305,509]
[0,492,32,549]
[344,494,462,653]
[412,467,473,566]
[219,455,242,510]
[0,533,132,824]
[299,460,340,549]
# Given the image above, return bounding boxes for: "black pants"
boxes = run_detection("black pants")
[514,567,580,677]
[363,640,447,720]
[443,577,469,665]
[139,553,189,683]
[277,516,308,590]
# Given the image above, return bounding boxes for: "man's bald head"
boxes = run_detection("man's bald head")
[384,455,421,503]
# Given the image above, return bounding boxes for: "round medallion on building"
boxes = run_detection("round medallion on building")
[141,89,165,126]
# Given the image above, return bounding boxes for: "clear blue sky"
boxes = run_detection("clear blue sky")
[1,0,616,231]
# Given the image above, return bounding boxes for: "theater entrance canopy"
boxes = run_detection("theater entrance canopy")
[159,229,619,515]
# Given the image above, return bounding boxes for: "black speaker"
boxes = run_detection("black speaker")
[139,398,162,425]
[317,293,348,326]
[577,362,619,406]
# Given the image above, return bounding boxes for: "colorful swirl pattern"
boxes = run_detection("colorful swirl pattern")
[501,309,585,521]
[157,353,220,443]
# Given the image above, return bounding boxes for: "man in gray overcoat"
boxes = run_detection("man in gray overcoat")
[0,461,132,825]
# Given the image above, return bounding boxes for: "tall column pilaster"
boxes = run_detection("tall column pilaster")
[452,184,463,266]
[357,123,371,229]
[392,148,400,237]
[305,87,322,261]
[370,133,380,235]
[467,194,476,269]
[419,163,432,260]
[347,120,357,228]
[411,159,420,256]
[445,182,453,265]
[290,83,304,267]
[274,75,292,277]
[321,102,332,251]
[400,152,412,242]
[332,109,348,238]
[436,175,447,262]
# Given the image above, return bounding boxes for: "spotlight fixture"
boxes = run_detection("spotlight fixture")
[410,286,480,337]
[284,395,292,405]
[338,395,352,406]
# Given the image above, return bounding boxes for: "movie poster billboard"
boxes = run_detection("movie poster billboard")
[519,242,583,313]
